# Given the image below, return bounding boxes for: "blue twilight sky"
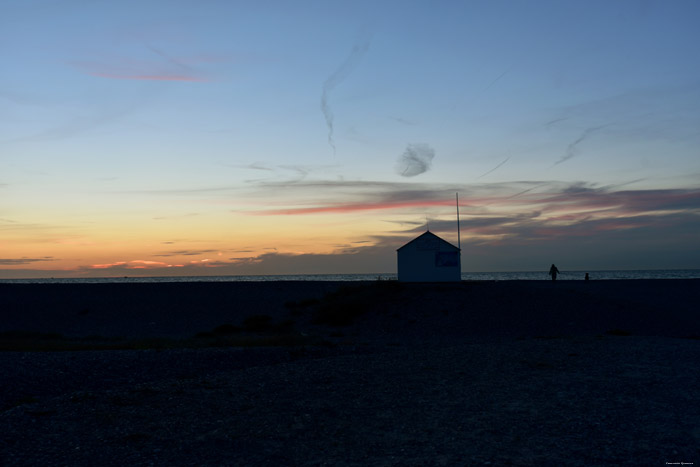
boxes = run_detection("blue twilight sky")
[2,0,700,277]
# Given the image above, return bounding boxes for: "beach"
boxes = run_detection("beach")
[1,279,699,341]
[1,280,699,465]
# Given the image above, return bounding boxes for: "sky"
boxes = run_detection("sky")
[2,0,700,278]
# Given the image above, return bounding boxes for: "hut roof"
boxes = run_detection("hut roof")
[397,230,460,252]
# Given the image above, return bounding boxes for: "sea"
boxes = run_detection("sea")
[1,269,699,284]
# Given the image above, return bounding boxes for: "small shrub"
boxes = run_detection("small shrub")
[273,319,296,333]
[286,298,317,307]
[70,392,96,403]
[298,298,321,307]
[605,329,632,336]
[0,330,65,340]
[212,323,242,335]
[130,338,181,350]
[309,282,403,327]
[243,315,273,332]
[11,395,39,407]
[312,302,367,327]
[122,432,153,443]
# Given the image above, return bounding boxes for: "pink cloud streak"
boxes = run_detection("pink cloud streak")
[87,72,207,82]
[258,199,456,215]
[90,260,183,270]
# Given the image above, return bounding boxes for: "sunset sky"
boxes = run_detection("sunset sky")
[2,0,700,278]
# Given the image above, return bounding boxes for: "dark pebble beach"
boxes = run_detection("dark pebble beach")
[1,280,699,465]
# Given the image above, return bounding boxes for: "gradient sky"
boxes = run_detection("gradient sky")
[2,0,700,278]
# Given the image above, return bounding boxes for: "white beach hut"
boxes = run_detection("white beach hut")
[397,231,461,282]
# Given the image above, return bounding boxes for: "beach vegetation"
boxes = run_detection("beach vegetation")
[311,282,402,326]
[286,297,321,317]
[0,330,65,341]
[242,314,273,332]
[212,323,242,335]
[312,296,367,326]
[8,395,39,408]
[70,392,97,403]
[285,298,321,309]
[24,408,57,417]
[605,329,632,336]
[0,324,325,351]
[121,432,154,443]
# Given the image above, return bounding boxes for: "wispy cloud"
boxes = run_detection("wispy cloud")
[86,72,207,82]
[251,181,700,258]
[321,32,372,155]
[458,187,700,242]
[66,244,396,277]
[152,213,200,221]
[222,163,341,184]
[258,198,455,216]
[554,125,608,166]
[389,116,418,126]
[455,67,511,111]
[7,182,700,276]
[550,82,700,149]
[480,68,510,95]
[477,156,510,179]
[89,260,184,270]
[545,117,568,128]
[72,45,214,82]
[395,143,435,177]
[236,177,700,223]
[0,257,55,266]
[227,162,276,172]
[81,184,700,273]
[91,260,163,270]
[240,179,464,215]
[114,174,700,224]
[86,173,700,272]
[2,103,141,144]
[154,249,219,257]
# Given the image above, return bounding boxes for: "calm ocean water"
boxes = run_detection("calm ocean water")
[2,269,699,284]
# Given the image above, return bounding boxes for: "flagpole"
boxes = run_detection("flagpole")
[456,192,461,250]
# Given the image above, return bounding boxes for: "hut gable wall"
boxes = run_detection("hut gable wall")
[397,231,461,282]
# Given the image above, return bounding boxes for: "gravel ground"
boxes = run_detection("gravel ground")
[1,337,699,466]
[1,280,699,465]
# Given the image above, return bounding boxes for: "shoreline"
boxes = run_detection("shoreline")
[3,266,700,284]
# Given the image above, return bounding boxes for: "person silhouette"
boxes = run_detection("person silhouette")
[585,272,590,281]
[549,264,560,281]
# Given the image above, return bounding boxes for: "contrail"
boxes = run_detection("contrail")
[455,67,511,111]
[321,35,371,155]
[395,143,435,177]
[553,125,608,166]
[508,183,545,199]
[146,45,193,72]
[481,68,510,94]
[477,156,510,179]
[545,116,568,129]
